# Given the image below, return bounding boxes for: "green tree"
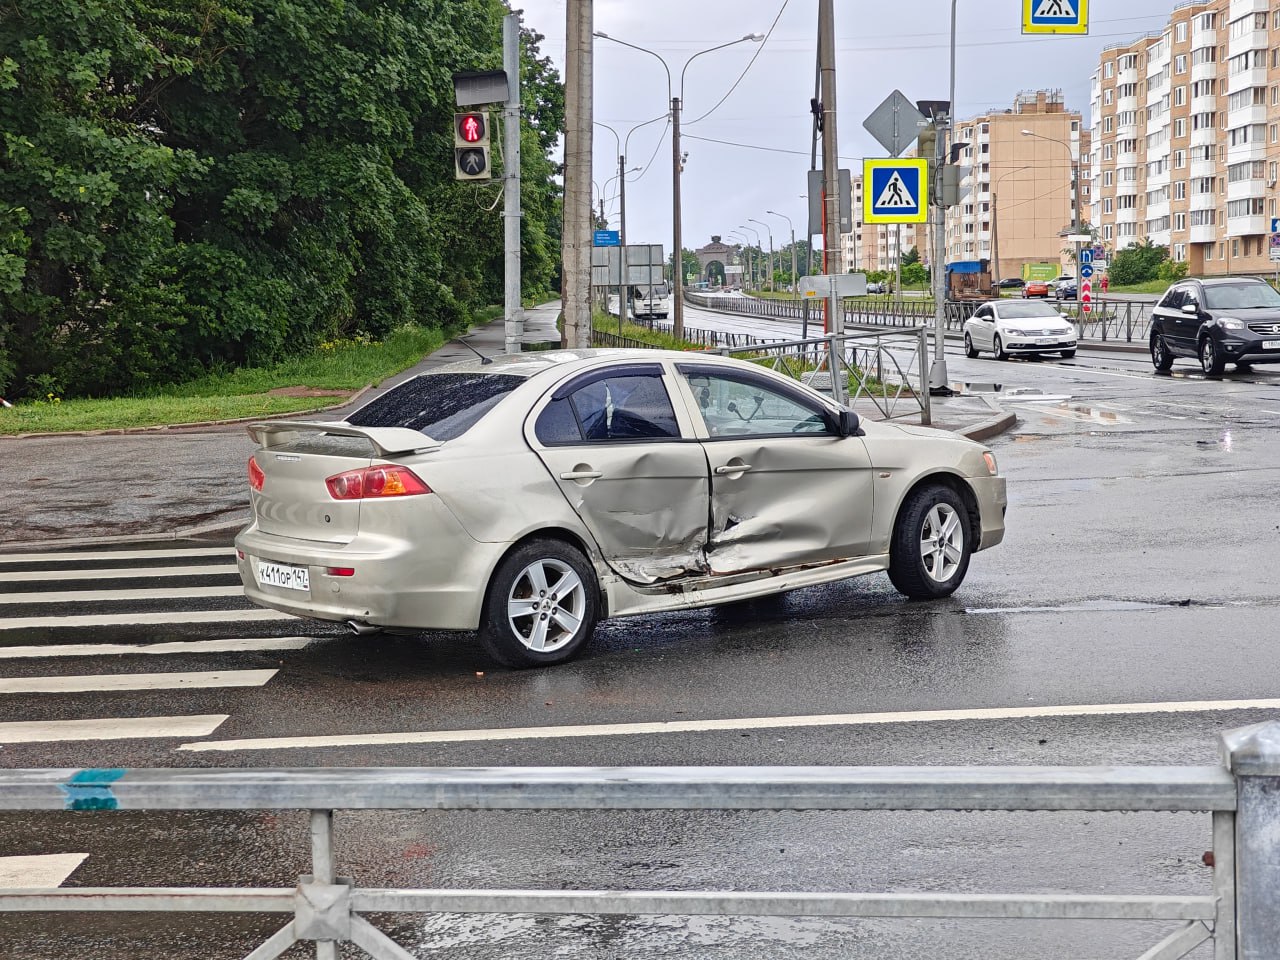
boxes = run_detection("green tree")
[901,262,928,288]
[1109,239,1168,286]
[901,245,920,267]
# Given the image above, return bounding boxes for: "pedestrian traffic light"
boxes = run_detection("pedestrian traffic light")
[454,111,491,181]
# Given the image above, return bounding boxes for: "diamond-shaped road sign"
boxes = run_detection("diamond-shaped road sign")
[863,90,926,158]
[863,159,928,224]
[1023,0,1088,35]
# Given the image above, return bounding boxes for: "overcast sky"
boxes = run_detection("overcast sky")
[512,0,1179,253]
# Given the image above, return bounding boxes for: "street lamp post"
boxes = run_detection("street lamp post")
[728,230,752,289]
[594,31,763,338]
[737,224,762,289]
[1021,129,1081,288]
[748,217,775,291]
[767,210,797,292]
[596,118,664,327]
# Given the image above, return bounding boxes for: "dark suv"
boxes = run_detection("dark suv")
[1150,277,1280,375]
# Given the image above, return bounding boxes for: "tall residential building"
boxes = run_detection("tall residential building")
[934,91,1087,280]
[1090,1,1280,277]
[844,175,918,274]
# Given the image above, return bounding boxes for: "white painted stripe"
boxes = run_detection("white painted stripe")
[0,585,244,604]
[0,609,295,630]
[0,564,234,583]
[0,637,315,659]
[178,698,1280,753]
[0,854,88,888]
[0,547,233,565]
[0,714,227,744]
[0,669,277,695]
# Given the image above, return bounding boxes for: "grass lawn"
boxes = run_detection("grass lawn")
[0,307,504,436]
[1106,279,1170,295]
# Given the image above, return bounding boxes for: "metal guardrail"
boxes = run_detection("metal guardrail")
[592,325,932,424]
[0,763,1247,960]
[684,292,1157,346]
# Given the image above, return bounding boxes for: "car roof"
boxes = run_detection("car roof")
[1194,276,1268,286]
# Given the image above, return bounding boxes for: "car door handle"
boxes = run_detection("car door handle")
[560,470,603,481]
[714,462,752,476]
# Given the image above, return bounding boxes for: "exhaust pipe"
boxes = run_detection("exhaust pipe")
[347,620,383,637]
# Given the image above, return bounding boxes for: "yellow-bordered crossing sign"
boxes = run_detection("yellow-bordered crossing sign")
[862,158,928,225]
[1023,0,1088,35]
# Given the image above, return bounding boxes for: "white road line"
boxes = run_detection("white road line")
[0,585,245,605]
[179,698,1280,753]
[0,669,277,695]
[0,637,315,659]
[0,854,87,888]
[1,714,227,744]
[0,547,234,565]
[0,609,296,630]
[0,564,234,583]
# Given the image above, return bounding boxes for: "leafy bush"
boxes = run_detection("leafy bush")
[1109,240,1168,286]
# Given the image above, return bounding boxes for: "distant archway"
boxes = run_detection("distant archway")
[705,260,726,286]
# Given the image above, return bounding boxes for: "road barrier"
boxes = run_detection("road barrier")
[683,293,1156,346]
[4,720,1280,959]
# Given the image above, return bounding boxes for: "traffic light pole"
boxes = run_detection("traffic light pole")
[502,13,523,354]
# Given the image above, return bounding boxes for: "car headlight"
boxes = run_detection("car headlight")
[1004,327,1029,336]
[1216,317,1244,330]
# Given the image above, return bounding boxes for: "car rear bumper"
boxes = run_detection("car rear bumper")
[234,503,500,631]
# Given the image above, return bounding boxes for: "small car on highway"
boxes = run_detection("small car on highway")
[963,299,1078,360]
[1150,276,1280,375]
[1021,280,1050,298]
[235,350,1007,668]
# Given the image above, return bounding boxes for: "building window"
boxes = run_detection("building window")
[1174,85,1186,106]
[1175,54,1187,73]
[1105,61,1114,78]
[1104,89,1114,105]
[1174,149,1186,168]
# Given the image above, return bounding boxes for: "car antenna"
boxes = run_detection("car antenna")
[451,336,494,364]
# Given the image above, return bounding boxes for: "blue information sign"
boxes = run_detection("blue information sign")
[593,230,620,247]
[1079,249,1092,266]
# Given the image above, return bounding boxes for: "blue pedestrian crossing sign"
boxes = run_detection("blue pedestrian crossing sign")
[1023,0,1088,35]
[863,158,928,225]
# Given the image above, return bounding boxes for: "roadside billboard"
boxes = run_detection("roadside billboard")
[1021,262,1058,282]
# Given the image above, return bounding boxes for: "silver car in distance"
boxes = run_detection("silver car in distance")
[235,349,1007,668]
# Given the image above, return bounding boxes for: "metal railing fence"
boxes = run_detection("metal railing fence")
[0,763,1246,960]
[683,292,1157,345]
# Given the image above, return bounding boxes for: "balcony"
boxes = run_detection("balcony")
[1227,177,1265,202]
[1226,102,1267,127]
[1226,140,1268,162]
[1148,228,1172,247]
[1227,66,1268,95]
[1190,92,1219,113]
[1228,0,1268,15]
[1116,207,1140,224]
[1116,179,1140,197]
[1191,126,1218,148]
[1191,61,1219,83]
[1147,200,1172,221]
[1226,213,1267,237]
[1117,149,1139,165]
[1118,65,1139,85]
[1190,223,1218,243]
[1191,158,1217,179]
[1117,94,1140,114]
[1228,29,1269,57]
[1191,27,1217,47]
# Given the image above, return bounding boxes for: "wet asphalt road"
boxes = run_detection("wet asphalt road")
[2,336,1279,958]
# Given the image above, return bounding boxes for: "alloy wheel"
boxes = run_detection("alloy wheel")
[919,503,964,583]
[506,558,586,653]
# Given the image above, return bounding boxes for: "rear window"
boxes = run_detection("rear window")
[347,373,524,441]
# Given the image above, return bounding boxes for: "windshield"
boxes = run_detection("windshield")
[997,302,1063,319]
[1201,282,1280,310]
[347,372,524,440]
[633,284,669,298]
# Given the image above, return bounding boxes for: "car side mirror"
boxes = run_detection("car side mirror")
[1060,312,1070,320]
[831,408,861,437]
[1181,303,1199,315]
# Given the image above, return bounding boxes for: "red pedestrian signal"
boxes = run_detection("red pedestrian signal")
[455,112,488,146]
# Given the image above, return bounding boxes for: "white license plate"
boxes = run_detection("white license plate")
[1264,340,1280,349]
[1037,337,1057,345]
[256,561,310,592]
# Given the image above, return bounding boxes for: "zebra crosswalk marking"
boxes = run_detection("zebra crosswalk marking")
[0,546,233,566]
[0,564,233,583]
[0,714,228,744]
[2,585,244,605]
[0,609,295,630]
[0,669,277,695]
[0,637,315,659]
[0,854,88,888]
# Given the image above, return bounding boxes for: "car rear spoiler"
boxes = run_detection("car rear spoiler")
[246,420,441,457]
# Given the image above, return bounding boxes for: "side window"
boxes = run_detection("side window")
[680,368,830,438]
[1180,285,1199,311]
[535,373,680,444]
[1160,287,1184,310]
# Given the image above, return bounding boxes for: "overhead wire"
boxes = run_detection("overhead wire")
[684,0,791,126]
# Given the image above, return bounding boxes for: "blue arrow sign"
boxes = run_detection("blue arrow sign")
[1080,264,1094,279]
[1079,249,1092,266]
[1271,218,1280,235]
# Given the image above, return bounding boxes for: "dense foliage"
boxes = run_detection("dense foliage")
[1108,239,1169,286]
[0,0,563,400]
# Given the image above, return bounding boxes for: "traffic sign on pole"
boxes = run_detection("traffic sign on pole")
[1023,0,1088,35]
[1081,278,1092,313]
[862,158,929,225]
[1080,263,1094,280]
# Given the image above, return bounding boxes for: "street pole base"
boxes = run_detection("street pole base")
[928,359,953,396]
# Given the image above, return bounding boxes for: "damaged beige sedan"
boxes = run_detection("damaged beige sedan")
[235,349,1006,668]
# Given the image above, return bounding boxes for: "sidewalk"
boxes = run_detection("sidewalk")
[0,301,1012,551]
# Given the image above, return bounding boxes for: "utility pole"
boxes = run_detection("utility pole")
[818,0,843,339]
[562,0,592,348]
[618,153,628,332]
[502,14,523,354]
[929,0,959,393]
[671,95,685,338]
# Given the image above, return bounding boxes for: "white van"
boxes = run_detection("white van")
[629,283,671,320]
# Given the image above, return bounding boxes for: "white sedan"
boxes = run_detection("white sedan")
[963,299,1078,360]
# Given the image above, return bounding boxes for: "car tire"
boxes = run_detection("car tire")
[964,333,979,359]
[887,484,972,600]
[1060,349,1076,359]
[1199,337,1225,376]
[1151,334,1174,372]
[479,539,600,668]
[993,334,1008,361]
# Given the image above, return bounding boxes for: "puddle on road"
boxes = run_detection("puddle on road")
[964,599,1198,615]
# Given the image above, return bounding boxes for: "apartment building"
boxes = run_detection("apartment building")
[843,175,918,274]
[1090,0,1280,277]
[927,91,1087,280]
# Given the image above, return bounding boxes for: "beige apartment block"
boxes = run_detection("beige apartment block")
[1091,0,1280,279]
[844,175,918,275]
[927,91,1087,282]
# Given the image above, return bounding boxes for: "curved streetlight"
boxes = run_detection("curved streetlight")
[727,230,753,290]
[748,217,775,291]
[595,31,765,336]
[766,210,798,291]
[1021,128,1083,282]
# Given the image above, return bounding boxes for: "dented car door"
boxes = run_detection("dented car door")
[675,364,875,575]
[528,363,710,584]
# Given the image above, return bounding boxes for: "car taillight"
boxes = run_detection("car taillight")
[248,456,265,491]
[325,466,432,500]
